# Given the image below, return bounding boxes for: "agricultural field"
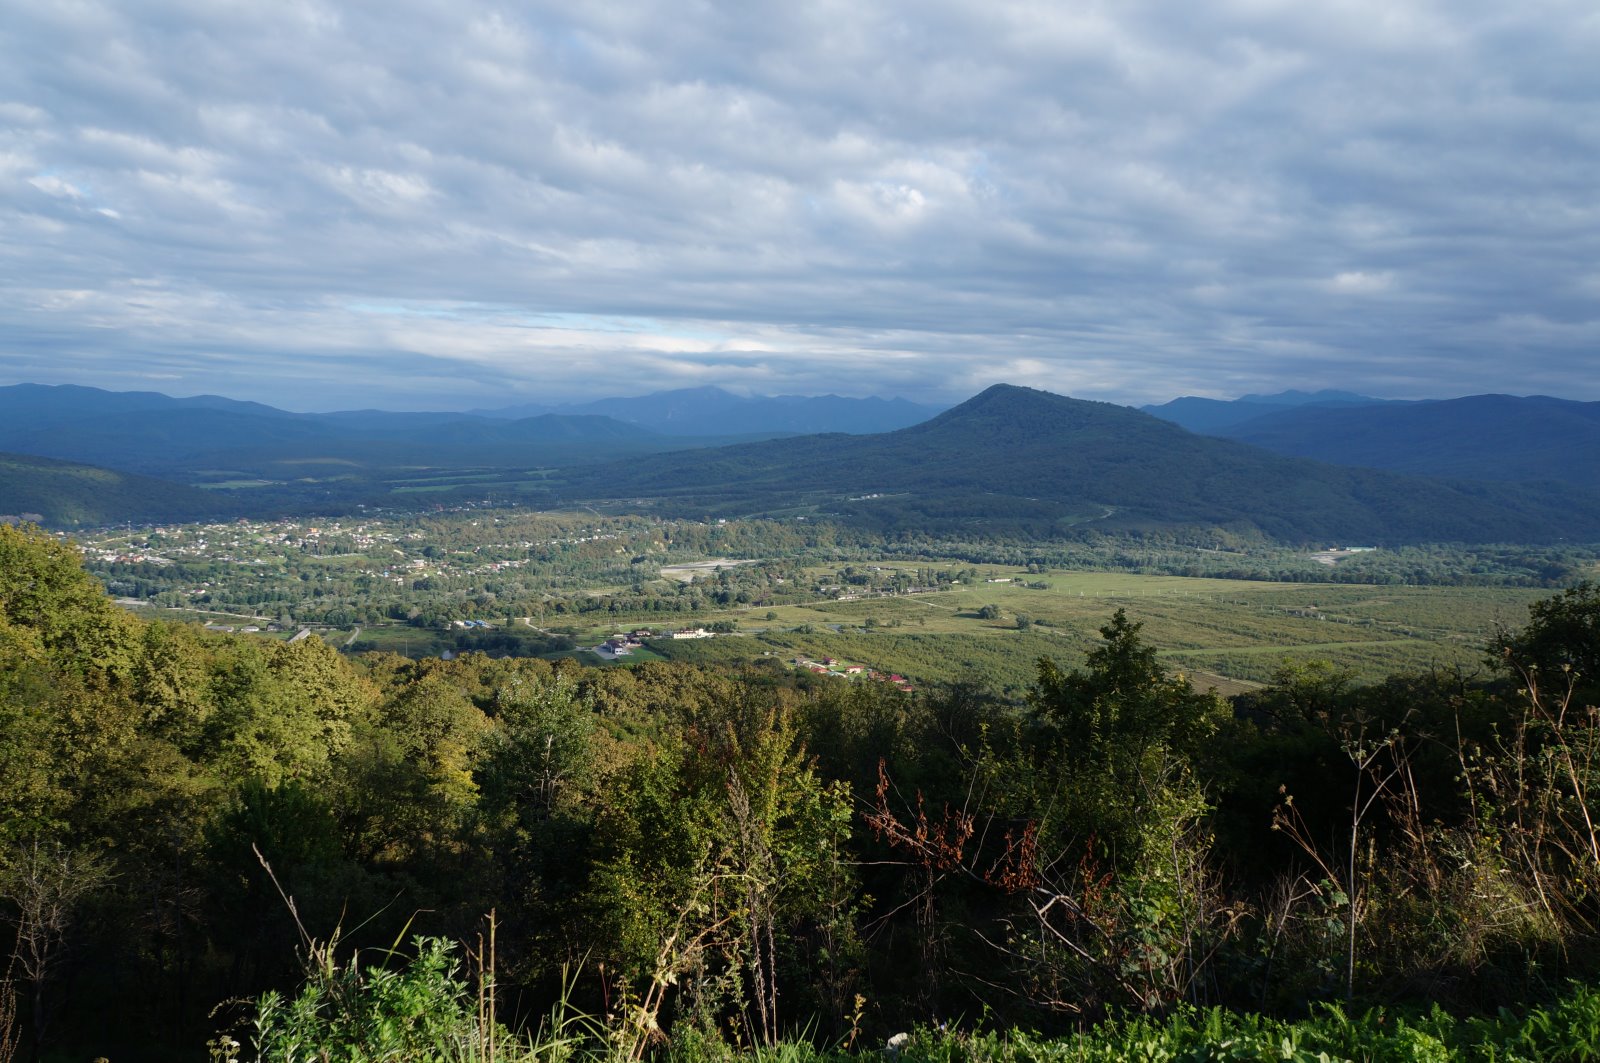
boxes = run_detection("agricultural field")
[638,563,1548,693]
[74,512,1560,694]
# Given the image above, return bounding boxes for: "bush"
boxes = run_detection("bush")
[246,936,485,1062]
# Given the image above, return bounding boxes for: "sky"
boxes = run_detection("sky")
[3,0,1598,412]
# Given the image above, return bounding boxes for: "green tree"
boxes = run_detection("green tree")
[586,701,855,1052]
[0,523,136,676]
[1012,610,1231,1010]
[1494,581,1600,698]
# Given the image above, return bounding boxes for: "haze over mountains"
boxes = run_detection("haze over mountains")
[3,381,1598,543]
[470,385,943,436]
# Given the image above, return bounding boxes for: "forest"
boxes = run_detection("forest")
[5,520,1600,1060]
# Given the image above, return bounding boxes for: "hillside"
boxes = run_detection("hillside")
[0,451,230,526]
[549,384,1600,543]
[1217,394,1600,489]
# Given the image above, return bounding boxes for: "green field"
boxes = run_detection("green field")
[110,537,1553,693]
[630,564,1546,693]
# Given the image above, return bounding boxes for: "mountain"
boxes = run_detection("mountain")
[1142,389,1396,434]
[424,414,663,444]
[546,384,1600,544]
[473,385,943,435]
[1,407,346,473]
[0,385,680,478]
[0,452,230,527]
[1216,394,1600,490]
[0,382,291,433]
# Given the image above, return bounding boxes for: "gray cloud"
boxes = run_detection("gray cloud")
[2,0,1597,410]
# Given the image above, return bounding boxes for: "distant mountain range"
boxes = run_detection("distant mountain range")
[1144,390,1600,489]
[4,382,1598,542]
[544,384,1600,544]
[0,385,708,480]
[470,385,944,436]
[1140,389,1404,433]
[0,384,939,480]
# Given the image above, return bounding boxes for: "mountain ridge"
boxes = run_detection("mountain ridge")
[546,384,1600,544]
[1215,394,1600,489]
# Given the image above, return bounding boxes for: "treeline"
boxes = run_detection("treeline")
[3,523,1600,1060]
[863,532,1599,588]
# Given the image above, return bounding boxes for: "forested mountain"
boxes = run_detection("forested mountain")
[550,384,1600,543]
[0,382,289,431]
[0,451,229,526]
[6,383,1600,540]
[472,384,942,435]
[0,384,707,480]
[1214,393,1600,489]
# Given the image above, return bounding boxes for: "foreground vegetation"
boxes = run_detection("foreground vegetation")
[4,522,1600,1060]
[243,937,1600,1062]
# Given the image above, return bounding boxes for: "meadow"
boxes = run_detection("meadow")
[633,562,1548,692]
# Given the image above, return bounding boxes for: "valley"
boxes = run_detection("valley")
[73,509,1584,694]
[6,381,1600,1060]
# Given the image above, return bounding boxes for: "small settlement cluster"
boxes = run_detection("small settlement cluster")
[794,655,914,692]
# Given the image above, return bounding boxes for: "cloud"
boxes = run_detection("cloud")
[1,0,1597,409]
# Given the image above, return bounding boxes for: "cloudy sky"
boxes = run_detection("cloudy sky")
[3,0,1597,411]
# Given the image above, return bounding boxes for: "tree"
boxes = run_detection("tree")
[586,702,854,1052]
[0,524,136,676]
[1012,610,1232,1010]
[1495,581,1600,696]
[1031,610,1226,792]
[0,840,113,1057]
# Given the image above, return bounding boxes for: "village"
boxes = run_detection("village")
[791,654,916,692]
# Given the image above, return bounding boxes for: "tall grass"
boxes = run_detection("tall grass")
[226,942,1600,1063]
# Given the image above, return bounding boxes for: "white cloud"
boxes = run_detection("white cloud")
[0,0,1596,408]
[28,174,84,198]
[1326,271,1394,294]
